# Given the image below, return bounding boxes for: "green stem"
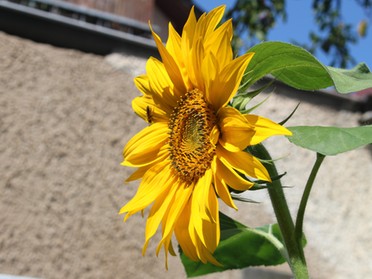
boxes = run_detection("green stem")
[295,153,326,245]
[250,144,309,279]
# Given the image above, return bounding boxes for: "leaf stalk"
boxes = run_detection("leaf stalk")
[295,153,326,245]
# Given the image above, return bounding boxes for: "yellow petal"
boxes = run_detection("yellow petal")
[216,156,254,191]
[189,168,220,254]
[202,52,219,103]
[193,12,207,42]
[134,74,173,117]
[166,23,190,88]
[156,181,193,252]
[190,169,213,247]
[190,220,221,265]
[211,158,238,209]
[218,106,255,151]
[123,123,168,167]
[244,114,293,145]
[166,22,182,63]
[208,52,254,111]
[175,194,221,265]
[174,201,199,261]
[123,122,166,156]
[150,25,186,97]
[203,185,220,250]
[123,145,168,168]
[180,7,198,90]
[168,240,176,256]
[158,233,173,270]
[134,75,151,96]
[143,175,178,255]
[166,23,188,89]
[217,145,271,182]
[126,166,148,182]
[146,57,178,109]
[160,181,193,240]
[210,125,220,145]
[202,5,226,38]
[119,161,172,219]
[214,175,238,210]
[204,20,233,68]
[187,37,205,91]
[181,6,197,49]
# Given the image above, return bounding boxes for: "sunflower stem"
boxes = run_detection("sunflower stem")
[250,144,309,279]
[295,153,325,247]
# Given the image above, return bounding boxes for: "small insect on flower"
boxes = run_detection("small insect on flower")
[146,106,153,124]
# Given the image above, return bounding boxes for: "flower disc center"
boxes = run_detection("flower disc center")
[169,89,216,183]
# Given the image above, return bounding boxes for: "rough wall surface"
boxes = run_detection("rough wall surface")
[1,31,371,279]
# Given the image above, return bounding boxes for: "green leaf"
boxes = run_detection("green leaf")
[327,63,372,93]
[287,125,372,155]
[245,42,332,90]
[244,42,372,93]
[180,212,287,278]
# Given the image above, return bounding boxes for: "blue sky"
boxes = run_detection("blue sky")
[193,0,372,69]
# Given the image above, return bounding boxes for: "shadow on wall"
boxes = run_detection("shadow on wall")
[255,78,370,113]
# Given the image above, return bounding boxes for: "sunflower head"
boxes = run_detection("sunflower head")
[120,5,292,267]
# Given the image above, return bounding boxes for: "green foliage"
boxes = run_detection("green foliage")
[180,212,287,277]
[327,63,372,93]
[287,126,372,155]
[241,41,372,94]
[227,0,286,45]
[227,0,372,68]
[244,42,332,91]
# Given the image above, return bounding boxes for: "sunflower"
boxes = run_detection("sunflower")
[120,5,292,266]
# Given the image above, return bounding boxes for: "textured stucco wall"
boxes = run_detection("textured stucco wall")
[1,31,371,279]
